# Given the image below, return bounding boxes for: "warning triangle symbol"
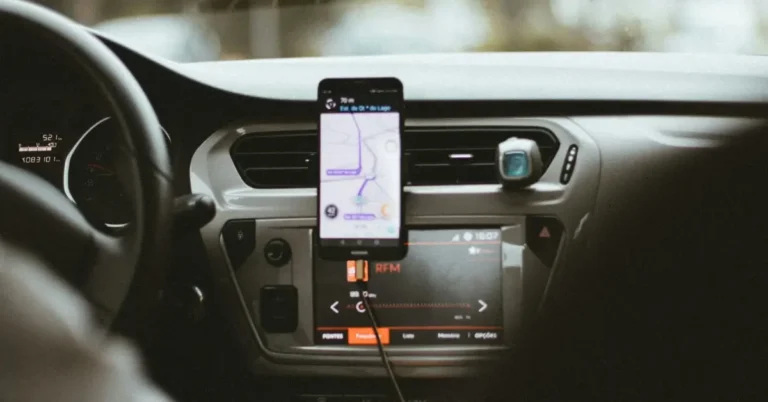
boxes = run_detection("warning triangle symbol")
[539,226,551,238]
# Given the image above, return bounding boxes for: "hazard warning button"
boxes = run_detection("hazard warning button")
[526,216,564,267]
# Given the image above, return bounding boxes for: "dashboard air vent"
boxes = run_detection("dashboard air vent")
[230,130,316,188]
[404,127,559,186]
[231,126,559,188]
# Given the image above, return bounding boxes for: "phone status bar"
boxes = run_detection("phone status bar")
[322,96,395,113]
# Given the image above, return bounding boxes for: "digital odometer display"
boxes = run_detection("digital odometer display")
[11,112,69,187]
[18,132,65,164]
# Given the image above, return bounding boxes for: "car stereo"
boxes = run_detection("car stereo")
[210,212,565,374]
[314,228,503,346]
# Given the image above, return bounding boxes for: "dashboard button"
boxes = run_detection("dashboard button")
[264,238,292,267]
[315,330,347,344]
[221,220,255,271]
[560,145,579,184]
[526,216,564,267]
[261,285,298,333]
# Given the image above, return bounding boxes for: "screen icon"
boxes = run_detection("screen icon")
[463,232,473,242]
[380,204,390,219]
[324,204,339,219]
[325,98,336,110]
[346,260,368,282]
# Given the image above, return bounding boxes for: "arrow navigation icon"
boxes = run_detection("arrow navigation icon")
[330,301,339,314]
[478,300,488,313]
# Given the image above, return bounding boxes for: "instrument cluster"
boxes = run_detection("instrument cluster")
[1,88,168,229]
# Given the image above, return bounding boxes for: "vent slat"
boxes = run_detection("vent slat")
[231,126,559,188]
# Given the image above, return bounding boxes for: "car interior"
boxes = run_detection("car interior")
[1,1,768,401]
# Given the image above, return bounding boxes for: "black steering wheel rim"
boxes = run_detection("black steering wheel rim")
[0,1,173,331]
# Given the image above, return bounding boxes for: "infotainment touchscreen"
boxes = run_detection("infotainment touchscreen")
[314,228,503,346]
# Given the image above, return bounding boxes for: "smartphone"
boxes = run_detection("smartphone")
[316,77,407,261]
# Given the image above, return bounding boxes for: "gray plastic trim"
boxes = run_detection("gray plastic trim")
[191,117,601,377]
[243,217,520,356]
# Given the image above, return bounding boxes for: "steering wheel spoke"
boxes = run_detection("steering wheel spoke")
[0,160,141,326]
[0,161,95,275]
[82,229,139,324]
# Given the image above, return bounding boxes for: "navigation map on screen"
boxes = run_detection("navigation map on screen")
[319,112,401,240]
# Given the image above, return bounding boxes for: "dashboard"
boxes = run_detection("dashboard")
[2,16,768,401]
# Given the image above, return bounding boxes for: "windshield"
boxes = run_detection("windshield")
[33,0,768,62]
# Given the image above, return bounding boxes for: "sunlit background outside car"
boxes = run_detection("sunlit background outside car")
[32,0,768,62]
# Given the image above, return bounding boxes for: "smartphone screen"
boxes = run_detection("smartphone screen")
[317,78,406,261]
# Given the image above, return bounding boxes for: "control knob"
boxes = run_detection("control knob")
[264,238,292,267]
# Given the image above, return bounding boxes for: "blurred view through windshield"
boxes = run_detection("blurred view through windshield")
[33,0,768,62]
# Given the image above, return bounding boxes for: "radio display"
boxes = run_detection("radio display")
[314,229,503,346]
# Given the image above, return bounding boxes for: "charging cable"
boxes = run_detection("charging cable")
[355,259,405,402]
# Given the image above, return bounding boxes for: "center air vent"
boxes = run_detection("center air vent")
[231,126,559,189]
[404,126,559,186]
[230,130,316,188]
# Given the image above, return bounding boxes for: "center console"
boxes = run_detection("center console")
[219,217,523,363]
[191,117,599,385]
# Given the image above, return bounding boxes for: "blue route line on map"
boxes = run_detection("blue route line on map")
[357,176,375,196]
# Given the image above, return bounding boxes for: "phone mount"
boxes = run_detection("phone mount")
[496,137,543,189]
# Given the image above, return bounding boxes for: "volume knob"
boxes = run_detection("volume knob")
[264,238,292,267]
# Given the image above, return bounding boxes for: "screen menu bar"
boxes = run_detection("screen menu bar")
[315,327,503,346]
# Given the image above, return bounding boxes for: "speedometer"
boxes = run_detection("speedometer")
[64,117,169,228]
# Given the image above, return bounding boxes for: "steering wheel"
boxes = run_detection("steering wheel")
[0,1,173,331]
